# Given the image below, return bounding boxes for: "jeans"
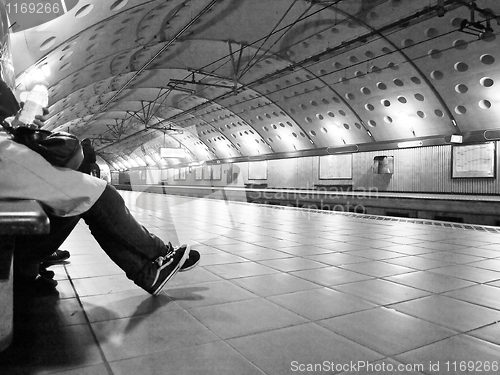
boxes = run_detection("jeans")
[14,184,169,290]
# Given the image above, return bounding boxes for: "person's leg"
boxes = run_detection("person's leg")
[14,214,80,280]
[80,184,188,293]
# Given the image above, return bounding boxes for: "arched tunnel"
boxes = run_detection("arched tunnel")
[2,1,500,373]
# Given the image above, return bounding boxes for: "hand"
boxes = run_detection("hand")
[33,107,50,128]
[12,104,49,129]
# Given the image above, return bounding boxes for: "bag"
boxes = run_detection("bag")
[6,125,84,170]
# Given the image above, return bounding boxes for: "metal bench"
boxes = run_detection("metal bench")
[0,200,49,352]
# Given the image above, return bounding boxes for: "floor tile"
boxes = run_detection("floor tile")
[443,284,500,311]
[203,262,279,279]
[257,257,327,272]
[384,256,452,270]
[72,274,137,297]
[92,309,219,362]
[468,322,500,346]
[333,279,430,305]
[342,249,404,260]
[429,264,500,283]
[318,307,456,356]
[395,335,500,375]
[231,273,320,297]
[385,271,475,293]
[64,261,123,279]
[469,259,500,272]
[165,280,259,308]
[291,266,374,286]
[419,252,485,264]
[268,287,376,320]
[227,323,384,375]
[391,295,500,332]
[110,341,265,375]
[304,252,370,266]
[236,248,293,261]
[188,298,308,339]
[379,244,434,256]
[196,252,249,266]
[80,289,180,322]
[0,323,104,374]
[339,261,414,277]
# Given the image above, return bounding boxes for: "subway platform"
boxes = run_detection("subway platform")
[1,190,500,375]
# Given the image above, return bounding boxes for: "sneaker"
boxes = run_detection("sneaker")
[41,249,70,265]
[180,249,200,272]
[147,244,189,296]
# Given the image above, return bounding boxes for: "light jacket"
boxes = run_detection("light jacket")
[0,130,106,217]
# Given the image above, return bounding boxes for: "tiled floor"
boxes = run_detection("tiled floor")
[2,190,500,374]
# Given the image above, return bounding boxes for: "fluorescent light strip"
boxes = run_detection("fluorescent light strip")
[397,140,423,148]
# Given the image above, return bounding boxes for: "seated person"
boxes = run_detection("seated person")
[0,79,200,295]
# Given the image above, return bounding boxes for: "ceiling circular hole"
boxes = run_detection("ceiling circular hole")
[361,87,371,95]
[411,76,422,84]
[451,17,464,28]
[384,116,393,123]
[455,105,467,115]
[388,62,399,70]
[393,79,404,86]
[75,4,94,18]
[431,70,444,80]
[454,62,469,72]
[377,82,387,90]
[60,62,72,71]
[453,39,468,50]
[480,54,495,65]
[402,39,414,47]
[480,77,494,87]
[414,93,425,101]
[425,27,439,38]
[428,49,442,59]
[479,100,491,109]
[417,111,426,118]
[40,36,56,51]
[455,84,468,93]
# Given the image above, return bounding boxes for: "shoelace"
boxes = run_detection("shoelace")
[154,242,177,267]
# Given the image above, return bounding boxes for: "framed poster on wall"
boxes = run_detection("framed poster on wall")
[452,142,496,178]
[179,167,187,180]
[194,166,203,180]
[319,154,353,179]
[203,165,212,180]
[212,164,222,180]
[248,160,268,180]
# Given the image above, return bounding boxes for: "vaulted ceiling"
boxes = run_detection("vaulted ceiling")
[9,0,500,170]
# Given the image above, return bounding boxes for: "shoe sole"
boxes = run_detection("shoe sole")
[180,251,200,272]
[152,245,190,296]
